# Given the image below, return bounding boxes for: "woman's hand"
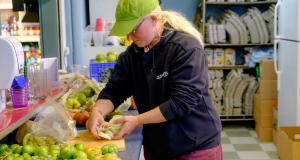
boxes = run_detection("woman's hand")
[86,110,106,139]
[111,115,139,140]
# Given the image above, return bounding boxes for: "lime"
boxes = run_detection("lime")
[107,54,117,62]
[75,92,87,106]
[99,58,107,62]
[95,54,106,61]
[106,51,118,57]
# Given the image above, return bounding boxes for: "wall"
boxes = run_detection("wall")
[161,0,199,22]
[88,0,199,25]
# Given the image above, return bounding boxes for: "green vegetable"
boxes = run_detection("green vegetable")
[84,87,95,97]
[65,98,81,109]
[74,92,87,106]
[22,133,31,146]
[74,143,85,152]
[59,144,76,159]
[101,144,118,155]
[106,108,122,120]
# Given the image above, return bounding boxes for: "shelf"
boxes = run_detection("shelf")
[205,1,277,5]
[0,2,12,9]
[220,114,254,121]
[14,36,40,42]
[209,65,254,70]
[0,84,68,140]
[205,43,273,47]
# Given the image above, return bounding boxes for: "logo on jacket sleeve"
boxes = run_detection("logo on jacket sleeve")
[156,71,169,79]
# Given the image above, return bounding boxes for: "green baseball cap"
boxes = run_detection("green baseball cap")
[109,0,159,36]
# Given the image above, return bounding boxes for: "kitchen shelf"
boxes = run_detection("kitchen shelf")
[208,65,254,70]
[220,114,254,121]
[0,84,68,140]
[13,36,40,42]
[205,1,277,5]
[205,43,273,47]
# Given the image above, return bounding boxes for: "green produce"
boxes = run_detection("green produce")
[96,54,106,62]
[84,87,95,97]
[22,133,31,146]
[101,144,118,155]
[32,135,45,146]
[13,146,23,155]
[49,149,60,158]
[12,157,23,160]
[59,144,76,159]
[9,144,19,152]
[44,136,55,145]
[90,153,103,160]
[103,152,121,160]
[0,150,10,157]
[73,150,87,159]
[74,143,85,152]
[65,98,81,109]
[33,146,49,157]
[49,145,60,152]
[107,54,117,62]
[74,92,87,106]
[106,51,118,57]
[21,152,31,159]
[0,143,9,151]
[4,155,15,160]
[106,108,122,120]
[21,145,34,156]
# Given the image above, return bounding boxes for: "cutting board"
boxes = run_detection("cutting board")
[66,130,126,151]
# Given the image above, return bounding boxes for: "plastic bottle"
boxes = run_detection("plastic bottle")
[224,48,236,66]
[213,48,224,66]
[204,48,214,65]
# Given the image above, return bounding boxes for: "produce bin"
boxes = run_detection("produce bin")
[89,59,116,82]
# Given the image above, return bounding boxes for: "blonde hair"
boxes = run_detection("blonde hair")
[149,6,204,47]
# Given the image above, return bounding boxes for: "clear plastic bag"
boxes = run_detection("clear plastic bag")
[30,98,78,143]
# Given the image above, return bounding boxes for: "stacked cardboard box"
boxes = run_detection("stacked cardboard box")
[277,127,300,160]
[254,59,278,141]
[273,107,278,145]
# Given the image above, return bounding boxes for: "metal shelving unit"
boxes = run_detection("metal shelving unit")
[206,1,277,5]
[205,43,273,47]
[220,114,254,121]
[201,1,278,121]
[208,65,255,70]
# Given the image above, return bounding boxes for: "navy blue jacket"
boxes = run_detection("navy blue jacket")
[98,30,222,159]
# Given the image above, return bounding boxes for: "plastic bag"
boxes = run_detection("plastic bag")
[30,98,78,143]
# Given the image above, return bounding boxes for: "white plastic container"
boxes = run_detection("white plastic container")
[204,48,214,65]
[224,48,236,66]
[213,48,224,66]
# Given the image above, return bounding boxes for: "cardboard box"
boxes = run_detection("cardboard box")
[260,59,278,80]
[277,127,300,160]
[254,94,277,114]
[255,122,273,141]
[254,108,273,128]
[273,107,278,145]
[258,80,278,100]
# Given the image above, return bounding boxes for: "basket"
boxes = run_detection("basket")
[89,59,116,82]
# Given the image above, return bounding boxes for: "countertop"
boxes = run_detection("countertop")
[118,110,143,160]
[77,109,143,160]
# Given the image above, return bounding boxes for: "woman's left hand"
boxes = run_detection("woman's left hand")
[112,115,139,139]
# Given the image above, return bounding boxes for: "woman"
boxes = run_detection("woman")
[87,0,223,159]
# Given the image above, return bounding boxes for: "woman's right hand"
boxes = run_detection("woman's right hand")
[86,110,106,139]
